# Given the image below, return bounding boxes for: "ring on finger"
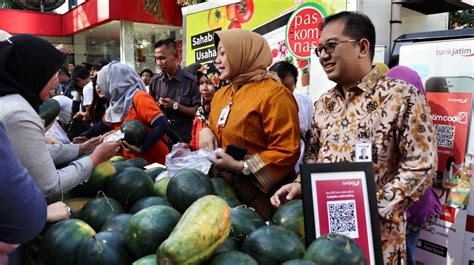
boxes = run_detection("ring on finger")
[66,206,71,214]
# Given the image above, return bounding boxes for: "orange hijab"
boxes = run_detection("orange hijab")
[213,29,279,86]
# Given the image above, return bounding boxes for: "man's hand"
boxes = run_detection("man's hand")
[89,141,121,166]
[158,97,175,109]
[209,151,242,172]
[199,128,217,150]
[55,44,74,54]
[79,136,103,155]
[270,183,302,208]
[121,141,142,154]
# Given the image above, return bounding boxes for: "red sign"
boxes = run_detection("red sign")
[426,92,472,172]
[314,176,372,264]
[285,3,326,59]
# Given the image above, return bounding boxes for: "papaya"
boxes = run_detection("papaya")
[157,195,231,264]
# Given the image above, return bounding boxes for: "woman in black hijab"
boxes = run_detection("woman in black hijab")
[0,34,120,197]
[0,34,66,111]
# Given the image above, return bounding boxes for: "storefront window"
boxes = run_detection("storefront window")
[133,22,182,74]
[73,21,121,66]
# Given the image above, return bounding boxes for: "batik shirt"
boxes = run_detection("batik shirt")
[305,67,437,264]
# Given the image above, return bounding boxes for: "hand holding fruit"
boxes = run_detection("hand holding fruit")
[121,140,143,154]
[209,151,242,172]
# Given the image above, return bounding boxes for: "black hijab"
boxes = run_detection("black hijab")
[0,34,66,112]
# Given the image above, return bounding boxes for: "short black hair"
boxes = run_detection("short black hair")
[140,68,154,77]
[323,11,376,61]
[58,66,70,78]
[154,38,177,51]
[269,61,298,85]
[71,65,90,81]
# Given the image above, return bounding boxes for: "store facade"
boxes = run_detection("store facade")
[0,0,183,72]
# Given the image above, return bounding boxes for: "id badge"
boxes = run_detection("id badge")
[355,140,372,162]
[216,105,231,128]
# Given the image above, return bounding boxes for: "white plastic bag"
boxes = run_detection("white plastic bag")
[165,143,217,177]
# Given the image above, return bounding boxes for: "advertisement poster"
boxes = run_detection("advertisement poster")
[183,0,346,89]
[311,172,376,264]
[426,92,472,173]
[400,39,474,264]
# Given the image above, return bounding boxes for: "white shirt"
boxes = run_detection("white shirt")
[293,92,314,173]
[52,95,72,125]
[82,82,94,107]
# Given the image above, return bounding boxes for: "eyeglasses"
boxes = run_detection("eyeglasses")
[314,39,358,57]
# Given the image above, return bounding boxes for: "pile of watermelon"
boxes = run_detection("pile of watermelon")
[23,156,367,265]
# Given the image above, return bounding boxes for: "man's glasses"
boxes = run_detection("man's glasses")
[314,39,358,57]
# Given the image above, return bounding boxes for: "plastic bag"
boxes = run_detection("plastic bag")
[165,143,217,177]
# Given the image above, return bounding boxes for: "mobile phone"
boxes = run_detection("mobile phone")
[225,144,248,161]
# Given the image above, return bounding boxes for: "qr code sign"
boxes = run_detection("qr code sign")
[327,200,359,238]
[435,124,455,148]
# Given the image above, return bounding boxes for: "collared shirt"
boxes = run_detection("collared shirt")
[305,67,437,264]
[149,67,199,142]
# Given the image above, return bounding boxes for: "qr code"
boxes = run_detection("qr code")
[435,124,455,148]
[327,200,359,238]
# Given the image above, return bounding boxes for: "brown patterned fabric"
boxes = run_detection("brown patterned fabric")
[305,67,437,265]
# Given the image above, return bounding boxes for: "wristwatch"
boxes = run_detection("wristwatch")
[242,161,252,175]
[172,101,179,110]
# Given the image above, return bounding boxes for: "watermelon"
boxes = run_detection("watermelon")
[241,225,305,264]
[166,168,215,212]
[41,219,96,265]
[230,206,265,245]
[303,233,367,265]
[120,120,147,146]
[63,197,93,218]
[125,205,181,258]
[127,157,149,168]
[157,195,231,264]
[207,251,258,265]
[100,213,132,238]
[77,231,133,265]
[145,167,166,181]
[105,167,154,209]
[213,237,239,256]
[112,160,134,173]
[211,178,237,198]
[283,260,317,265]
[79,196,124,231]
[74,160,116,196]
[222,196,245,208]
[272,199,305,238]
[110,155,126,162]
[39,98,60,127]
[133,254,156,265]
[153,177,171,198]
[129,196,173,214]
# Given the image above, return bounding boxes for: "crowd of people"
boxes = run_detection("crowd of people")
[0,11,441,265]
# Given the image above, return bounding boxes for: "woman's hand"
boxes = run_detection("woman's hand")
[47,201,71,223]
[121,141,142,154]
[79,136,103,155]
[89,141,122,166]
[199,128,218,150]
[270,183,302,208]
[209,151,243,172]
[73,111,87,121]
[73,136,89,144]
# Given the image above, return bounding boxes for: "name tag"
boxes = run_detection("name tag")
[355,140,372,162]
[217,105,231,128]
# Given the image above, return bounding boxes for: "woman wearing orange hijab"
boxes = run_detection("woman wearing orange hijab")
[200,29,300,219]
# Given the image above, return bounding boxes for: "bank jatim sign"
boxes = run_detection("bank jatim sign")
[285,3,326,59]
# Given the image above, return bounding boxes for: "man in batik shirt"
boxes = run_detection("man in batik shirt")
[271,11,437,265]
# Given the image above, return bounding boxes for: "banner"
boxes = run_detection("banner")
[426,92,472,173]
[400,38,474,265]
[183,0,346,89]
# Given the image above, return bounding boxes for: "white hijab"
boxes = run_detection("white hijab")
[97,61,147,123]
